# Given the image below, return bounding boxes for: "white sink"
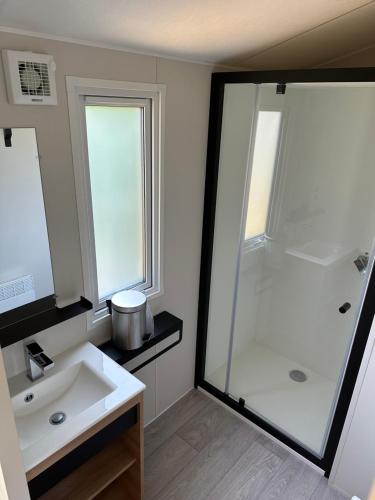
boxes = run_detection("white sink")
[7,342,145,473]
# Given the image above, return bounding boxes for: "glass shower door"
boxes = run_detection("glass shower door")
[204,81,375,458]
[204,82,258,393]
[228,82,375,456]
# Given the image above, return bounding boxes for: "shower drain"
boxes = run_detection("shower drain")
[49,411,66,425]
[289,370,307,383]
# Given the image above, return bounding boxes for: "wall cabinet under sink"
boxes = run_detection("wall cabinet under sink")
[27,393,144,500]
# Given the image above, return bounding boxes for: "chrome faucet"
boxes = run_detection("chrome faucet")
[24,342,54,381]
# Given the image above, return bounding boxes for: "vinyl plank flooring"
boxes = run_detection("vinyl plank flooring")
[156,413,258,500]
[256,433,290,460]
[279,460,322,499]
[145,434,198,500]
[257,455,321,500]
[144,391,348,500]
[177,399,238,451]
[145,390,210,457]
[310,477,349,500]
[207,440,284,500]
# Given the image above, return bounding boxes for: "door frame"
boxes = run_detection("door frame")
[194,67,375,476]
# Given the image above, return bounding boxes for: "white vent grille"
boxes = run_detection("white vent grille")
[2,50,57,105]
[0,275,34,302]
[18,61,51,96]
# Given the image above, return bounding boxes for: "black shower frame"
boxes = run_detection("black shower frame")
[194,67,375,477]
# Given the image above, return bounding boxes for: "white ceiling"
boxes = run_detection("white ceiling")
[0,0,374,67]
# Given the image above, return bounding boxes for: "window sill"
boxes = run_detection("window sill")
[98,311,183,374]
[87,287,164,330]
[243,235,265,253]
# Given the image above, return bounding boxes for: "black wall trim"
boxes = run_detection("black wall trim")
[0,297,93,348]
[194,77,225,387]
[195,67,375,476]
[212,67,375,85]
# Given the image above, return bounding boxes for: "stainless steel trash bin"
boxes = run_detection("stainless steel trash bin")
[111,290,153,350]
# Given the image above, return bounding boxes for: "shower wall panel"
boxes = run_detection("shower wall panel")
[253,87,375,378]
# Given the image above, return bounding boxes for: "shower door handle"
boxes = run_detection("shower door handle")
[339,302,351,314]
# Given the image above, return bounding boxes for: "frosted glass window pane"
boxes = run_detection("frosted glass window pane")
[245,111,281,240]
[85,105,144,300]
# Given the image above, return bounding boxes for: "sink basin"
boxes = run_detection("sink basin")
[7,342,145,473]
[12,361,115,451]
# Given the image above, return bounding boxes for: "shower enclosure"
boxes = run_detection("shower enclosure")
[195,68,375,475]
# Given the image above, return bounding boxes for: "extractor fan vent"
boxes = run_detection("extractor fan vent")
[19,61,51,96]
[2,50,57,105]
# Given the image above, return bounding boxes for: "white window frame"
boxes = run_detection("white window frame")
[244,105,284,253]
[84,95,153,305]
[66,76,165,326]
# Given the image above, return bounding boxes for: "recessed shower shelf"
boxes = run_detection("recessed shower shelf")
[98,311,183,373]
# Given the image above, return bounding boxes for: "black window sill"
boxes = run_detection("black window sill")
[98,311,183,373]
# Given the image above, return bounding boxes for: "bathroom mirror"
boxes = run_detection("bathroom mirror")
[0,127,54,315]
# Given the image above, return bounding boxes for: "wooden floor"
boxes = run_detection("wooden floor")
[144,390,348,500]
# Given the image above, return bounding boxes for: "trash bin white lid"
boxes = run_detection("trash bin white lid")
[111,290,146,313]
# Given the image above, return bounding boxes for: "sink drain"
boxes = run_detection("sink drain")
[49,412,66,425]
[289,369,307,382]
[24,393,34,403]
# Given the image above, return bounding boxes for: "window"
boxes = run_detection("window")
[67,77,165,321]
[85,98,151,301]
[245,110,281,245]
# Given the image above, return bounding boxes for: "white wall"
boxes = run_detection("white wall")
[0,350,29,500]
[0,31,222,426]
[257,86,375,379]
[330,322,375,499]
